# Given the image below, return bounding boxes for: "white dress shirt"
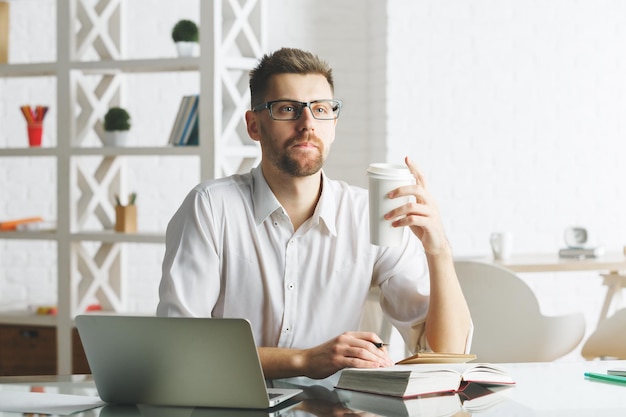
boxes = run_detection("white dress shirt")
[157,165,433,351]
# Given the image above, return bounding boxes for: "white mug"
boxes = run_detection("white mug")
[490,232,513,260]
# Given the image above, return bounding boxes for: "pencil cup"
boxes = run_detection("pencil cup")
[115,205,137,233]
[27,123,43,147]
[367,163,415,247]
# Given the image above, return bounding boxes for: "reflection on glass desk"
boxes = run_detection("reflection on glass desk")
[2,360,626,417]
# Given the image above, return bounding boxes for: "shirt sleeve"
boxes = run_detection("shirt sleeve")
[157,188,221,317]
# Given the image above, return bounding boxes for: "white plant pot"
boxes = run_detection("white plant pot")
[175,41,199,57]
[103,130,129,147]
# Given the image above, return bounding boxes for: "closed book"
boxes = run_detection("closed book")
[558,246,605,259]
[167,95,197,146]
[167,96,190,145]
[0,217,44,231]
[184,117,199,146]
[176,95,199,145]
[335,363,515,398]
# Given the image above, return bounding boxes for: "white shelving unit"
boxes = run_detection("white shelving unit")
[0,0,264,374]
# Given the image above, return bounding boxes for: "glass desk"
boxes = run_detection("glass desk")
[1,360,626,416]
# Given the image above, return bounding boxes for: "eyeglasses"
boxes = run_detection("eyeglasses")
[252,99,343,121]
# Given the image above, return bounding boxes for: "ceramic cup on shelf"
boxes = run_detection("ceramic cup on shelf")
[490,232,513,260]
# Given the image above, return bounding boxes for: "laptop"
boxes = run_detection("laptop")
[75,315,302,409]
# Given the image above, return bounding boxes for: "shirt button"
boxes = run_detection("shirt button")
[273,221,278,227]
[287,283,295,290]
[284,327,291,333]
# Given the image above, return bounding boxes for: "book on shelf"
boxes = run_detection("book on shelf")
[339,382,512,417]
[16,220,56,232]
[167,94,199,146]
[185,116,199,146]
[335,362,515,398]
[558,246,605,259]
[0,216,44,231]
[178,98,199,145]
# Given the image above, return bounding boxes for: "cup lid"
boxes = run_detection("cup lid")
[367,163,412,177]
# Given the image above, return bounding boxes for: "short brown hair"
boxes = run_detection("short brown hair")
[249,47,334,108]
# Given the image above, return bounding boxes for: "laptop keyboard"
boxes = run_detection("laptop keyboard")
[268,393,281,399]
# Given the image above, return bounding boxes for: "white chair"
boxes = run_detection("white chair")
[455,260,586,362]
[360,287,412,361]
[582,308,626,360]
[359,287,394,343]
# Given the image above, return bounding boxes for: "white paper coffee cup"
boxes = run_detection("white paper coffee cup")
[367,163,415,246]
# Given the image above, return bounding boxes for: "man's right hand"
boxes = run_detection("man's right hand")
[259,331,394,380]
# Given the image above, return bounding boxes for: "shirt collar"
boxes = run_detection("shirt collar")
[252,165,282,225]
[251,165,338,236]
[316,172,338,236]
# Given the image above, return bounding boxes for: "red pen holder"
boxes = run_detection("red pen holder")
[27,123,43,147]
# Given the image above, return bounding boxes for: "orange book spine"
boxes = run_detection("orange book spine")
[0,217,44,231]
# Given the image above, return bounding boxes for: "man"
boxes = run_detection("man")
[157,47,472,380]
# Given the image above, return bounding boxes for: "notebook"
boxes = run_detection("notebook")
[75,315,302,409]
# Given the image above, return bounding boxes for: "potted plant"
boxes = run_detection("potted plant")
[103,107,131,146]
[172,19,199,57]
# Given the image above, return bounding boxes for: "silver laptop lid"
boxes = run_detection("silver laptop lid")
[75,315,300,409]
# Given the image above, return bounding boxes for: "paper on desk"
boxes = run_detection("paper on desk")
[0,390,105,415]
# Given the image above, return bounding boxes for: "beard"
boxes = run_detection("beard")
[260,126,327,177]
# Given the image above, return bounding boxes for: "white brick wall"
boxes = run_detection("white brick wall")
[2,0,626,360]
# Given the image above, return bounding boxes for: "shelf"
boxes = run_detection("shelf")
[72,57,200,74]
[0,148,58,157]
[0,57,202,76]
[71,230,165,244]
[70,55,257,73]
[0,62,57,77]
[0,147,203,157]
[0,312,57,327]
[71,146,201,157]
[0,0,263,376]
[0,231,57,240]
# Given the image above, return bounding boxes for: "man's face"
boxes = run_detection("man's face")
[247,73,337,177]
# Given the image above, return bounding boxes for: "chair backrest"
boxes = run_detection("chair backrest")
[359,287,393,342]
[455,260,585,362]
[582,308,626,360]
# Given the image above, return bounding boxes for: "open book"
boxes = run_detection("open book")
[335,362,515,398]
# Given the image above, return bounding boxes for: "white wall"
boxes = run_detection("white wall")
[2,0,626,360]
[383,0,626,359]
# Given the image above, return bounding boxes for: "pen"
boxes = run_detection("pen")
[372,342,390,349]
[584,372,626,385]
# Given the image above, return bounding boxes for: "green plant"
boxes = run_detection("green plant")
[172,19,199,43]
[104,107,131,131]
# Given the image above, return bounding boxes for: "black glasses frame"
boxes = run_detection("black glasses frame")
[252,99,343,121]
